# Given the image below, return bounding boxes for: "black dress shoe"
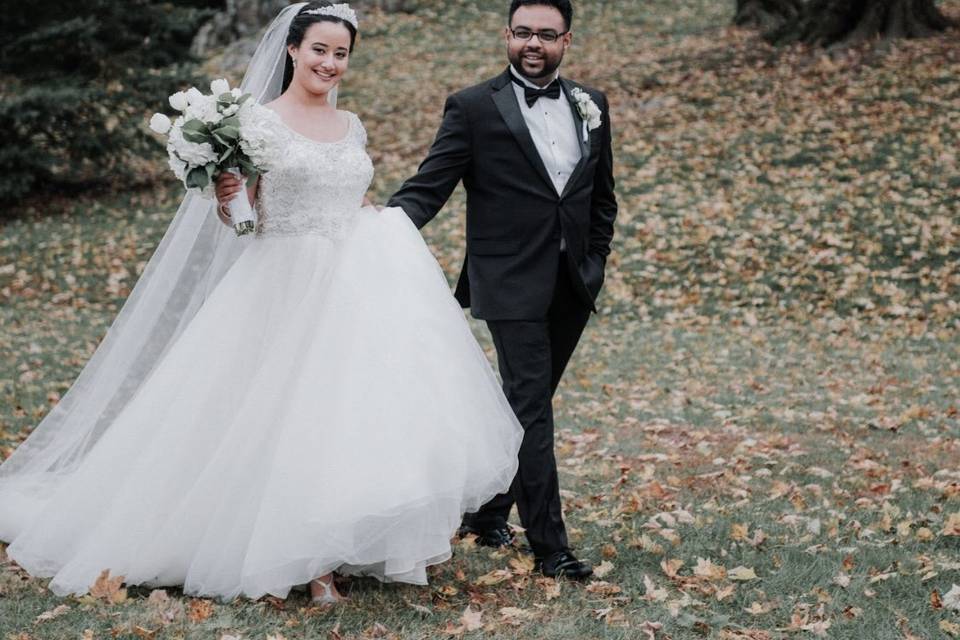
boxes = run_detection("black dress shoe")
[457,523,515,548]
[535,550,593,580]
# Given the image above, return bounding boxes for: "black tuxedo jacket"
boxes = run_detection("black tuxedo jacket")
[387,68,617,321]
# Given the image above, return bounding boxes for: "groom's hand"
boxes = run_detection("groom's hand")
[215,173,244,207]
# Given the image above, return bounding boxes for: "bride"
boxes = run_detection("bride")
[0,1,523,604]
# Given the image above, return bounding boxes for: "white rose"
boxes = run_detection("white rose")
[167,151,188,181]
[185,87,205,105]
[230,88,242,99]
[167,127,217,167]
[149,113,172,135]
[168,91,189,112]
[185,95,222,125]
[210,78,230,96]
[586,101,602,129]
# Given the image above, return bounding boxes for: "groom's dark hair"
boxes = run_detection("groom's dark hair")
[508,0,574,30]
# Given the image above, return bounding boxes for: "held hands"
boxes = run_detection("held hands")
[362,196,384,211]
[214,173,245,226]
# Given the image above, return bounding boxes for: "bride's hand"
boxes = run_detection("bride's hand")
[215,173,244,207]
[215,173,245,226]
[215,202,232,226]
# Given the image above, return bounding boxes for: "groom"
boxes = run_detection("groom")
[387,0,617,579]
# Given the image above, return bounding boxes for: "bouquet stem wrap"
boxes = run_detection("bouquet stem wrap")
[226,168,256,236]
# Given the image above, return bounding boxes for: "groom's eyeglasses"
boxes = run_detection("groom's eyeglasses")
[509,27,567,43]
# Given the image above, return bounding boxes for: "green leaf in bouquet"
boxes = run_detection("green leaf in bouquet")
[182,130,210,144]
[213,126,240,144]
[185,166,210,190]
[219,115,241,130]
[217,147,235,165]
[212,129,236,148]
[244,170,260,187]
[181,119,205,134]
[237,156,258,176]
[181,119,210,144]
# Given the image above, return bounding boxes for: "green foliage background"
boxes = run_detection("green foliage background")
[0,0,218,208]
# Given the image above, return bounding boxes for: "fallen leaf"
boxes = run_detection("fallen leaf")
[729,566,758,581]
[693,557,726,581]
[404,599,432,616]
[639,620,663,639]
[730,523,750,541]
[661,558,684,578]
[499,606,535,626]
[474,569,512,586]
[187,599,215,623]
[942,620,960,637]
[593,560,615,578]
[508,555,534,575]
[585,580,623,596]
[833,572,851,588]
[943,584,960,611]
[943,513,960,536]
[89,569,127,604]
[642,575,669,602]
[800,619,831,637]
[34,604,70,623]
[460,606,483,632]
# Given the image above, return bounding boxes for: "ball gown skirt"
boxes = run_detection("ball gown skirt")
[1,206,523,600]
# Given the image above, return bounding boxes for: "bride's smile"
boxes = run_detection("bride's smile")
[288,21,352,97]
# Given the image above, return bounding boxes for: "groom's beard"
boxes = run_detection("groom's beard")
[508,46,564,81]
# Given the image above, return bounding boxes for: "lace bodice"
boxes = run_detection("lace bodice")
[254,109,374,240]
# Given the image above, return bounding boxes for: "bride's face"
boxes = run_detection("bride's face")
[288,22,352,97]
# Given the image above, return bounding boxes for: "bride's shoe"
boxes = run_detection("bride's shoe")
[309,575,344,605]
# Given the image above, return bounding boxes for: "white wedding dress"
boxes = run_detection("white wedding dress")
[2,108,523,600]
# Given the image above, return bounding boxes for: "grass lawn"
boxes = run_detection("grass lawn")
[2,0,960,638]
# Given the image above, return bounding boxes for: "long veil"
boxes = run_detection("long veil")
[0,2,331,539]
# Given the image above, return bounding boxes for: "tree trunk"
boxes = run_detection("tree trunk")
[768,0,956,47]
[734,0,804,32]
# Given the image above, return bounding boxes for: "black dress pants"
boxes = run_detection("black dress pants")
[462,258,592,557]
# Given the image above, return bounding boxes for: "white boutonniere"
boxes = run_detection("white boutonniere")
[570,87,602,142]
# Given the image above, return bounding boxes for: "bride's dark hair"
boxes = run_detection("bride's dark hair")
[281,1,359,92]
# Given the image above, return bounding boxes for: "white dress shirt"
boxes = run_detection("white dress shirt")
[510,66,582,252]
[509,65,582,197]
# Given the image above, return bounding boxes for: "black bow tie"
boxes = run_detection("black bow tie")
[511,74,561,107]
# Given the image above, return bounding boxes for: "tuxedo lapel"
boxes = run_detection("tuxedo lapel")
[559,77,592,199]
[491,71,556,194]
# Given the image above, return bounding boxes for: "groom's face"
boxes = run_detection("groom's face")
[505,5,571,81]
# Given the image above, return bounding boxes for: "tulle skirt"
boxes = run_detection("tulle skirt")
[2,206,523,600]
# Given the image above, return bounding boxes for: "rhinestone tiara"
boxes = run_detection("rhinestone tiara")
[303,3,359,30]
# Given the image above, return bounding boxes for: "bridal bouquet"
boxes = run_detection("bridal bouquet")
[149,79,279,236]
